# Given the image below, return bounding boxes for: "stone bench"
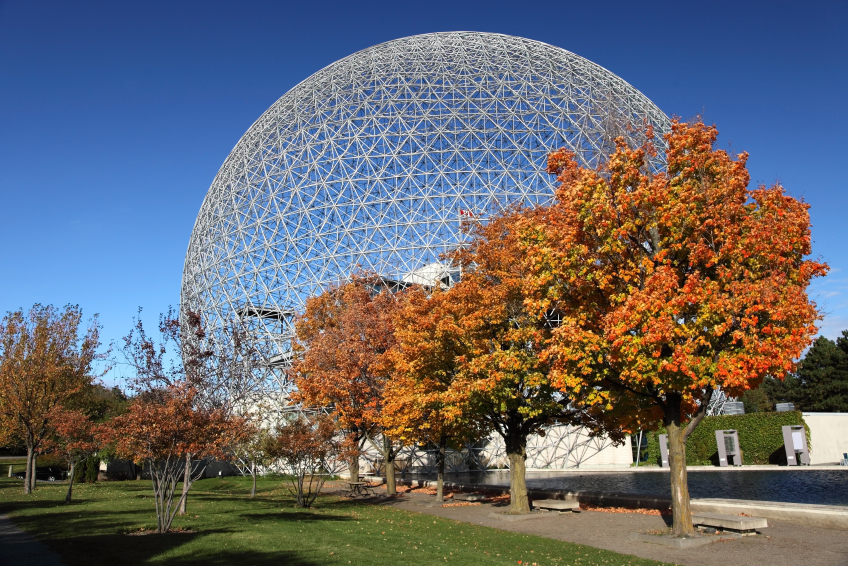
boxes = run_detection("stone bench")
[533,499,580,512]
[692,512,768,532]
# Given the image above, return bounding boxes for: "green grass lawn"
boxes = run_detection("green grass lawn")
[0,476,670,566]
[1,457,27,475]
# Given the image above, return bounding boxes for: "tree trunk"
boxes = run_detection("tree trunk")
[30,453,38,493]
[436,435,447,503]
[506,432,530,514]
[383,435,396,495]
[348,454,359,482]
[664,394,695,537]
[65,462,76,503]
[250,461,257,498]
[179,453,191,515]
[24,444,34,495]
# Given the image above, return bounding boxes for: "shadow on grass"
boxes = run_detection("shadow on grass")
[0,498,79,515]
[41,530,323,566]
[5,508,170,542]
[240,510,352,523]
[0,480,359,566]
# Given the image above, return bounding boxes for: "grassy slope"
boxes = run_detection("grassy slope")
[1,458,27,473]
[0,476,670,566]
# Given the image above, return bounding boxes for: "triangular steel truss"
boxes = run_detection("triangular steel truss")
[355,425,618,475]
[182,32,671,457]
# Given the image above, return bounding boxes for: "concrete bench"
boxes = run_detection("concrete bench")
[533,499,580,512]
[453,493,486,502]
[692,512,768,532]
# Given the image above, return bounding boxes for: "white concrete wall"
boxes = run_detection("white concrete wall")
[803,413,848,464]
[354,426,635,475]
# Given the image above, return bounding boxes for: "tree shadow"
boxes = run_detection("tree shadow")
[38,530,324,566]
[0,498,77,514]
[5,507,182,541]
[769,447,789,465]
[165,548,322,566]
[239,510,352,523]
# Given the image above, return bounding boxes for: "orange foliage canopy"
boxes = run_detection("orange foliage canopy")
[46,406,99,502]
[382,286,486,445]
[0,304,103,494]
[520,119,828,430]
[49,406,98,466]
[390,213,592,514]
[106,385,241,466]
[103,384,244,533]
[291,276,399,438]
[439,211,588,443]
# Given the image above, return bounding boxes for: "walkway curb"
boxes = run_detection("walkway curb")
[389,478,848,529]
[627,531,744,548]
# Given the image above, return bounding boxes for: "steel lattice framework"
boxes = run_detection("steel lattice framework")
[183,33,672,468]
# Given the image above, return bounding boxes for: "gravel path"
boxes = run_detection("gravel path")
[373,491,848,566]
[0,514,65,566]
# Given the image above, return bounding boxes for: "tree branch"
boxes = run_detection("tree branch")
[683,387,713,441]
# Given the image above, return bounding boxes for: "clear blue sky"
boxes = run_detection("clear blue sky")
[1,0,846,382]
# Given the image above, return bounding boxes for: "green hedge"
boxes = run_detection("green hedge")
[73,455,100,483]
[640,411,809,466]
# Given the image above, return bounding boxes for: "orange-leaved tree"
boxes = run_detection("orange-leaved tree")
[0,304,104,494]
[119,307,260,510]
[383,286,487,503]
[47,406,99,503]
[104,384,244,533]
[437,212,601,515]
[520,120,827,535]
[263,415,340,508]
[290,275,403,493]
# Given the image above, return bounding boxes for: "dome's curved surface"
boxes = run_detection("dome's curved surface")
[182,31,669,364]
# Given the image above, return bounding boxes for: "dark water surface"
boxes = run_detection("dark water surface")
[415,470,848,506]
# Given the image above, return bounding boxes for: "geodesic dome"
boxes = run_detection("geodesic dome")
[182,31,670,384]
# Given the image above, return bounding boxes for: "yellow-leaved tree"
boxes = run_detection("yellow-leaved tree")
[0,304,103,494]
[383,286,487,503]
[520,120,827,535]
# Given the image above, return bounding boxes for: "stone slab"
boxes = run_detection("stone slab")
[488,511,558,522]
[692,512,768,530]
[533,499,580,511]
[691,498,848,530]
[628,531,743,549]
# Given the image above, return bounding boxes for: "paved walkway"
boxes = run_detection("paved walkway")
[0,515,65,566]
[369,491,848,566]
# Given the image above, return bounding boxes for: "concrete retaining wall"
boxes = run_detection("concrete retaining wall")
[804,413,848,465]
[392,478,848,529]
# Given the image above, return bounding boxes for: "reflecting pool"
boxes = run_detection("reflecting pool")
[415,469,848,506]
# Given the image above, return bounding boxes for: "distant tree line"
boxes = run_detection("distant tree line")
[741,331,848,413]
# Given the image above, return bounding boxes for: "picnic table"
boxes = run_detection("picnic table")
[346,481,376,497]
